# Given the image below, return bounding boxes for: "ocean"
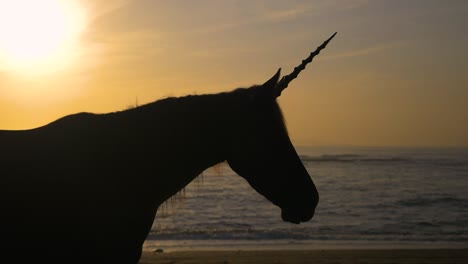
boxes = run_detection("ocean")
[143,146,468,251]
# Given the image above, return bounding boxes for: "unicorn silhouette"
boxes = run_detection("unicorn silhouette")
[0,33,336,263]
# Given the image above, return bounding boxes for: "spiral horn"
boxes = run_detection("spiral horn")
[274,32,337,97]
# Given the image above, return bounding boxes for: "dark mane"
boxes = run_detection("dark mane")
[106,86,289,209]
[113,85,289,137]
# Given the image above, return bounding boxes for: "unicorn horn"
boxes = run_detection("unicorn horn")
[274,32,337,97]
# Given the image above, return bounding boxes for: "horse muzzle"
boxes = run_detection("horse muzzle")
[279,191,319,224]
[281,207,315,224]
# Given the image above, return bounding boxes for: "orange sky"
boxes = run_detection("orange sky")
[0,0,467,147]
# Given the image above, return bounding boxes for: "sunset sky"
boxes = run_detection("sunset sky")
[0,0,467,147]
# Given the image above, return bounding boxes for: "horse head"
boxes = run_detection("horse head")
[226,33,336,224]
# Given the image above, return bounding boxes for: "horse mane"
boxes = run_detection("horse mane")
[125,86,288,211]
[119,85,288,135]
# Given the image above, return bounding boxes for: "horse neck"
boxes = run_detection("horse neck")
[162,94,232,167]
[129,94,234,204]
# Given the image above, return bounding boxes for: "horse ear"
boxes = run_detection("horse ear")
[249,68,281,102]
[256,68,281,100]
[262,68,281,89]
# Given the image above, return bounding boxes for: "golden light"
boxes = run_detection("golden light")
[0,0,86,75]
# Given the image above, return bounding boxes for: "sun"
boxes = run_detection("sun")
[0,0,86,74]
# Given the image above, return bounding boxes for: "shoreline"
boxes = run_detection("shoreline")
[139,249,468,264]
[143,239,468,253]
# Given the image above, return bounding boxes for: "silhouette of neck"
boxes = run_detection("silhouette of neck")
[115,93,233,206]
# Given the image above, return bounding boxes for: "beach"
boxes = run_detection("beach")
[139,249,468,264]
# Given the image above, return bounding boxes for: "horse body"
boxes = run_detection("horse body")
[0,94,230,262]
[0,33,335,263]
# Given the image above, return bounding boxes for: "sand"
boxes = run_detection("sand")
[138,249,468,264]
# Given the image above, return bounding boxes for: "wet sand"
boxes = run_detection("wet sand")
[139,249,468,264]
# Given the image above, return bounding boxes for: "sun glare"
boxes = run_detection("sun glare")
[0,0,86,74]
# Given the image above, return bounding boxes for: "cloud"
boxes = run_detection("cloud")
[188,4,314,35]
[80,0,130,21]
[184,0,370,36]
[323,42,405,60]
[262,6,310,23]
